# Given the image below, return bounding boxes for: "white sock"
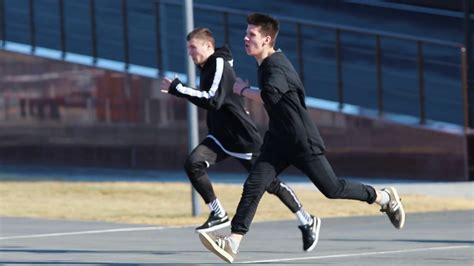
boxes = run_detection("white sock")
[296,208,313,225]
[208,198,226,217]
[377,190,390,206]
[226,236,239,252]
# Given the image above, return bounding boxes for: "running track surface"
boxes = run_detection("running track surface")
[1,210,473,265]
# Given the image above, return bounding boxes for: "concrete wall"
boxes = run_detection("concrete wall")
[0,50,469,181]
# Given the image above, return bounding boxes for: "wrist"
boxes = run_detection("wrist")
[168,78,181,94]
[240,86,250,96]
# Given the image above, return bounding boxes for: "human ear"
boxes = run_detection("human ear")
[263,36,271,47]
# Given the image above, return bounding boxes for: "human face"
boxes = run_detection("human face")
[187,38,213,65]
[244,24,271,58]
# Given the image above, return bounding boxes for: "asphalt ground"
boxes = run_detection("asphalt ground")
[1,210,473,265]
[1,166,473,264]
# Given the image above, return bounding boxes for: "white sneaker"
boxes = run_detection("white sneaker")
[198,232,237,263]
[380,187,405,229]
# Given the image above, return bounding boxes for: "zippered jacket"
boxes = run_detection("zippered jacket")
[168,46,262,153]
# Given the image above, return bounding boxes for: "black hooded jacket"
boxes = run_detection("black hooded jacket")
[168,46,262,153]
[257,50,326,158]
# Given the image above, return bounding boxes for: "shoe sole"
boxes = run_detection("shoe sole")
[198,232,235,263]
[388,186,405,229]
[305,217,321,252]
[195,220,231,233]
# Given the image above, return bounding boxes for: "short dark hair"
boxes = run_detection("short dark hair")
[187,27,215,47]
[246,13,279,47]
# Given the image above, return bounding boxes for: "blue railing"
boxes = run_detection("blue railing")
[0,0,469,129]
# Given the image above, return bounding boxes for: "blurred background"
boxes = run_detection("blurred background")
[0,0,472,181]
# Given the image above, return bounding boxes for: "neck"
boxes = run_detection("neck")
[256,47,275,65]
[199,50,214,67]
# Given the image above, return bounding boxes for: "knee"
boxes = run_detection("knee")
[243,176,268,195]
[320,180,345,199]
[184,157,207,178]
[265,180,280,195]
[321,188,339,199]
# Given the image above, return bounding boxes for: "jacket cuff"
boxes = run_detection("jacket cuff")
[168,78,181,95]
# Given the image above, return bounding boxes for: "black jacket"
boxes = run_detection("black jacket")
[168,46,262,153]
[258,50,326,157]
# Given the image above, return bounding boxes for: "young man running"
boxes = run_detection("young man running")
[198,14,405,263]
[160,27,318,249]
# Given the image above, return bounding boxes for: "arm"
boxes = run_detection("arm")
[160,58,227,110]
[233,77,263,104]
[259,66,290,105]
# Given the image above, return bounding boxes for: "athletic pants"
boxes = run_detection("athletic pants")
[231,151,377,234]
[184,137,302,213]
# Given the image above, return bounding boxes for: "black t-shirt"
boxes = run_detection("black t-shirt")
[257,51,326,157]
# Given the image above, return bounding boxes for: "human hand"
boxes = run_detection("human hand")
[233,77,249,95]
[160,77,173,93]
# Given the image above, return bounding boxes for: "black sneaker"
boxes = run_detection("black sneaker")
[380,187,405,229]
[298,215,321,252]
[196,211,230,233]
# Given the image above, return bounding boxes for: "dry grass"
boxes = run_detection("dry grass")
[1,181,473,226]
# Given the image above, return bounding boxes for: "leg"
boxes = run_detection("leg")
[295,154,405,229]
[184,138,228,204]
[186,138,232,232]
[231,151,288,235]
[237,153,320,252]
[266,176,321,252]
[293,154,377,203]
[237,152,300,213]
[236,152,257,172]
[198,152,286,263]
[266,178,302,212]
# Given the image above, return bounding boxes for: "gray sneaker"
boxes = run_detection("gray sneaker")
[199,232,237,263]
[380,187,405,229]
